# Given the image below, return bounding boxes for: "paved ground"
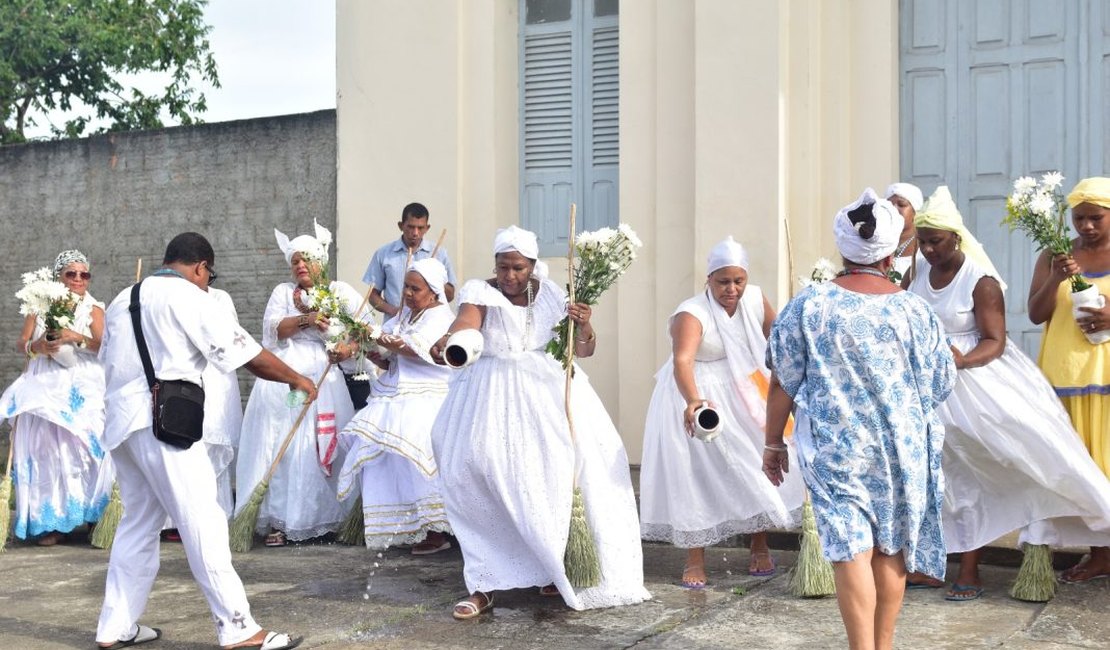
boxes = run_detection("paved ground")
[1,531,1108,650]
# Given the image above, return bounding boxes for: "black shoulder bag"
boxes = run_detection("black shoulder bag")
[129,281,206,449]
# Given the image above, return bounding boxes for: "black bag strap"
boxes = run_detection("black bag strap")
[128,281,157,391]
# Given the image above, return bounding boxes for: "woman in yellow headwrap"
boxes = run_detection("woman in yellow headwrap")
[1028,177,1110,583]
[909,186,1110,601]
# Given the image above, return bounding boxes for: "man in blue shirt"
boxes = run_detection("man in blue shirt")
[363,202,457,316]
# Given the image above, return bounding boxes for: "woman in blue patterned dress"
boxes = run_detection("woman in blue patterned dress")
[763,189,956,650]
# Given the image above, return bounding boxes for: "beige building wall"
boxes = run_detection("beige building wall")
[335,0,900,463]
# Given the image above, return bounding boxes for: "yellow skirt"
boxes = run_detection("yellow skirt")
[1060,393,1110,478]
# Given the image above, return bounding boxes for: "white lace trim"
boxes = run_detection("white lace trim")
[640,507,802,548]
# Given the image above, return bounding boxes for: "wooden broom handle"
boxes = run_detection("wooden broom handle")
[431,229,447,257]
[262,363,332,482]
[564,204,577,447]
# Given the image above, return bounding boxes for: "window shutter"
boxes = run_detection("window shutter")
[585,22,618,232]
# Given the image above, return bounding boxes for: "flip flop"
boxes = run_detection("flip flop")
[749,552,776,577]
[452,593,493,620]
[98,624,162,649]
[906,579,944,590]
[944,583,984,601]
[538,584,561,597]
[264,531,287,548]
[221,631,302,650]
[1060,565,1110,584]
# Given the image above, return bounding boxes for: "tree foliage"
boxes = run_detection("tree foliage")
[0,0,219,144]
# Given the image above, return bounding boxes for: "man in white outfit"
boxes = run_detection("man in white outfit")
[95,233,313,650]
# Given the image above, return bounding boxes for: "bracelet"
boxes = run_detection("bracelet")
[763,444,788,452]
[25,340,37,358]
[575,329,596,344]
[297,315,310,329]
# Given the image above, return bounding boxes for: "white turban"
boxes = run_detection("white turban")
[408,258,449,304]
[274,219,332,265]
[492,224,548,278]
[833,188,901,265]
[885,182,924,212]
[706,236,749,276]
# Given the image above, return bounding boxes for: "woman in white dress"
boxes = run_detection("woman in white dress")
[885,182,924,284]
[336,258,454,553]
[640,236,804,588]
[429,225,650,620]
[235,221,359,545]
[2,250,111,545]
[908,186,1110,600]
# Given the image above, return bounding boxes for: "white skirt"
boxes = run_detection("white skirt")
[235,366,354,541]
[940,336,1110,551]
[432,353,651,610]
[336,380,452,549]
[639,358,804,547]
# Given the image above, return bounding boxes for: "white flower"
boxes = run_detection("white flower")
[1029,191,1055,218]
[1013,176,1037,195]
[1041,171,1064,191]
[326,321,346,341]
[351,372,371,381]
[55,315,72,329]
[618,223,643,248]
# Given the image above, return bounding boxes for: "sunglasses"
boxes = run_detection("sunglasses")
[202,263,218,286]
[63,270,92,280]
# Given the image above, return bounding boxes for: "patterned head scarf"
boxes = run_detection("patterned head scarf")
[53,249,89,280]
[1066,177,1110,209]
[833,188,901,264]
[408,258,449,304]
[274,219,332,264]
[706,236,749,275]
[885,182,924,212]
[914,186,1006,290]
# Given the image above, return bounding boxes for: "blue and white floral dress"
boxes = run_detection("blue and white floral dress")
[767,283,956,579]
[1,293,112,538]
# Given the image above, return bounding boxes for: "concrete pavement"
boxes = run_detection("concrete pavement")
[1,532,1107,649]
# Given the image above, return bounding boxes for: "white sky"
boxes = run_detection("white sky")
[24,0,336,138]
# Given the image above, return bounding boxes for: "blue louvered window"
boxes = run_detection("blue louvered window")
[521,0,619,256]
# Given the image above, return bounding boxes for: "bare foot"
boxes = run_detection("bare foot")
[681,563,707,589]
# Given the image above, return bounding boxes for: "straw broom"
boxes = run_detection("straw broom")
[1010,543,1057,602]
[782,217,835,598]
[561,204,601,588]
[230,364,332,552]
[91,258,143,550]
[0,419,16,552]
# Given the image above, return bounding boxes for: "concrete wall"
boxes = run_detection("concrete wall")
[335,0,901,462]
[0,110,338,397]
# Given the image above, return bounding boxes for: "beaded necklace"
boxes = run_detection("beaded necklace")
[292,285,313,314]
[495,278,535,350]
[836,267,889,280]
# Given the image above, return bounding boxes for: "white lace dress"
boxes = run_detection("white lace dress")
[640,288,804,547]
[336,302,455,548]
[432,278,651,610]
[909,257,1110,551]
[234,281,357,540]
[1,293,112,538]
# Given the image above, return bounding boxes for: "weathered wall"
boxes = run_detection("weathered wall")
[0,110,338,399]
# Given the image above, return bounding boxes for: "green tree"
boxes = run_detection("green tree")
[0,0,219,144]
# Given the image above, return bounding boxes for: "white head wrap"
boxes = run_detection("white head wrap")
[53,249,89,279]
[833,188,902,265]
[408,258,449,304]
[492,225,548,278]
[706,236,749,276]
[274,219,332,265]
[885,182,924,212]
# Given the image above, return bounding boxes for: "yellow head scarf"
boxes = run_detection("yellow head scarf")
[1066,177,1110,209]
[914,186,1007,290]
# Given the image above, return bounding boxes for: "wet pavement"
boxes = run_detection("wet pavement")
[0,531,1107,649]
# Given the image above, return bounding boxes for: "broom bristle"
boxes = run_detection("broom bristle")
[336,496,365,546]
[0,474,12,553]
[1010,543,1057,602]
[564,487,601,588]
[90,483,123,549]
[229,481,268,553]
[789,500,836,597]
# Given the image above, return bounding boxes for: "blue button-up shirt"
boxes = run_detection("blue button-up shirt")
[362,237,457,307]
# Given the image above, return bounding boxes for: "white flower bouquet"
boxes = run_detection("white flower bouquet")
[15,267,79,338]
[546,223,643,368]
[798,257,838,289]
[1003,172,1092,293]
[300,255,381,379]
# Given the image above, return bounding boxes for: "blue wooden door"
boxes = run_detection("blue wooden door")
[899,0,1102,358]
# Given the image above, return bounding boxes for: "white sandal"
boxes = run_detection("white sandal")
[97,623,162,649]
[452,592,493,620]
[221,630,302,650]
